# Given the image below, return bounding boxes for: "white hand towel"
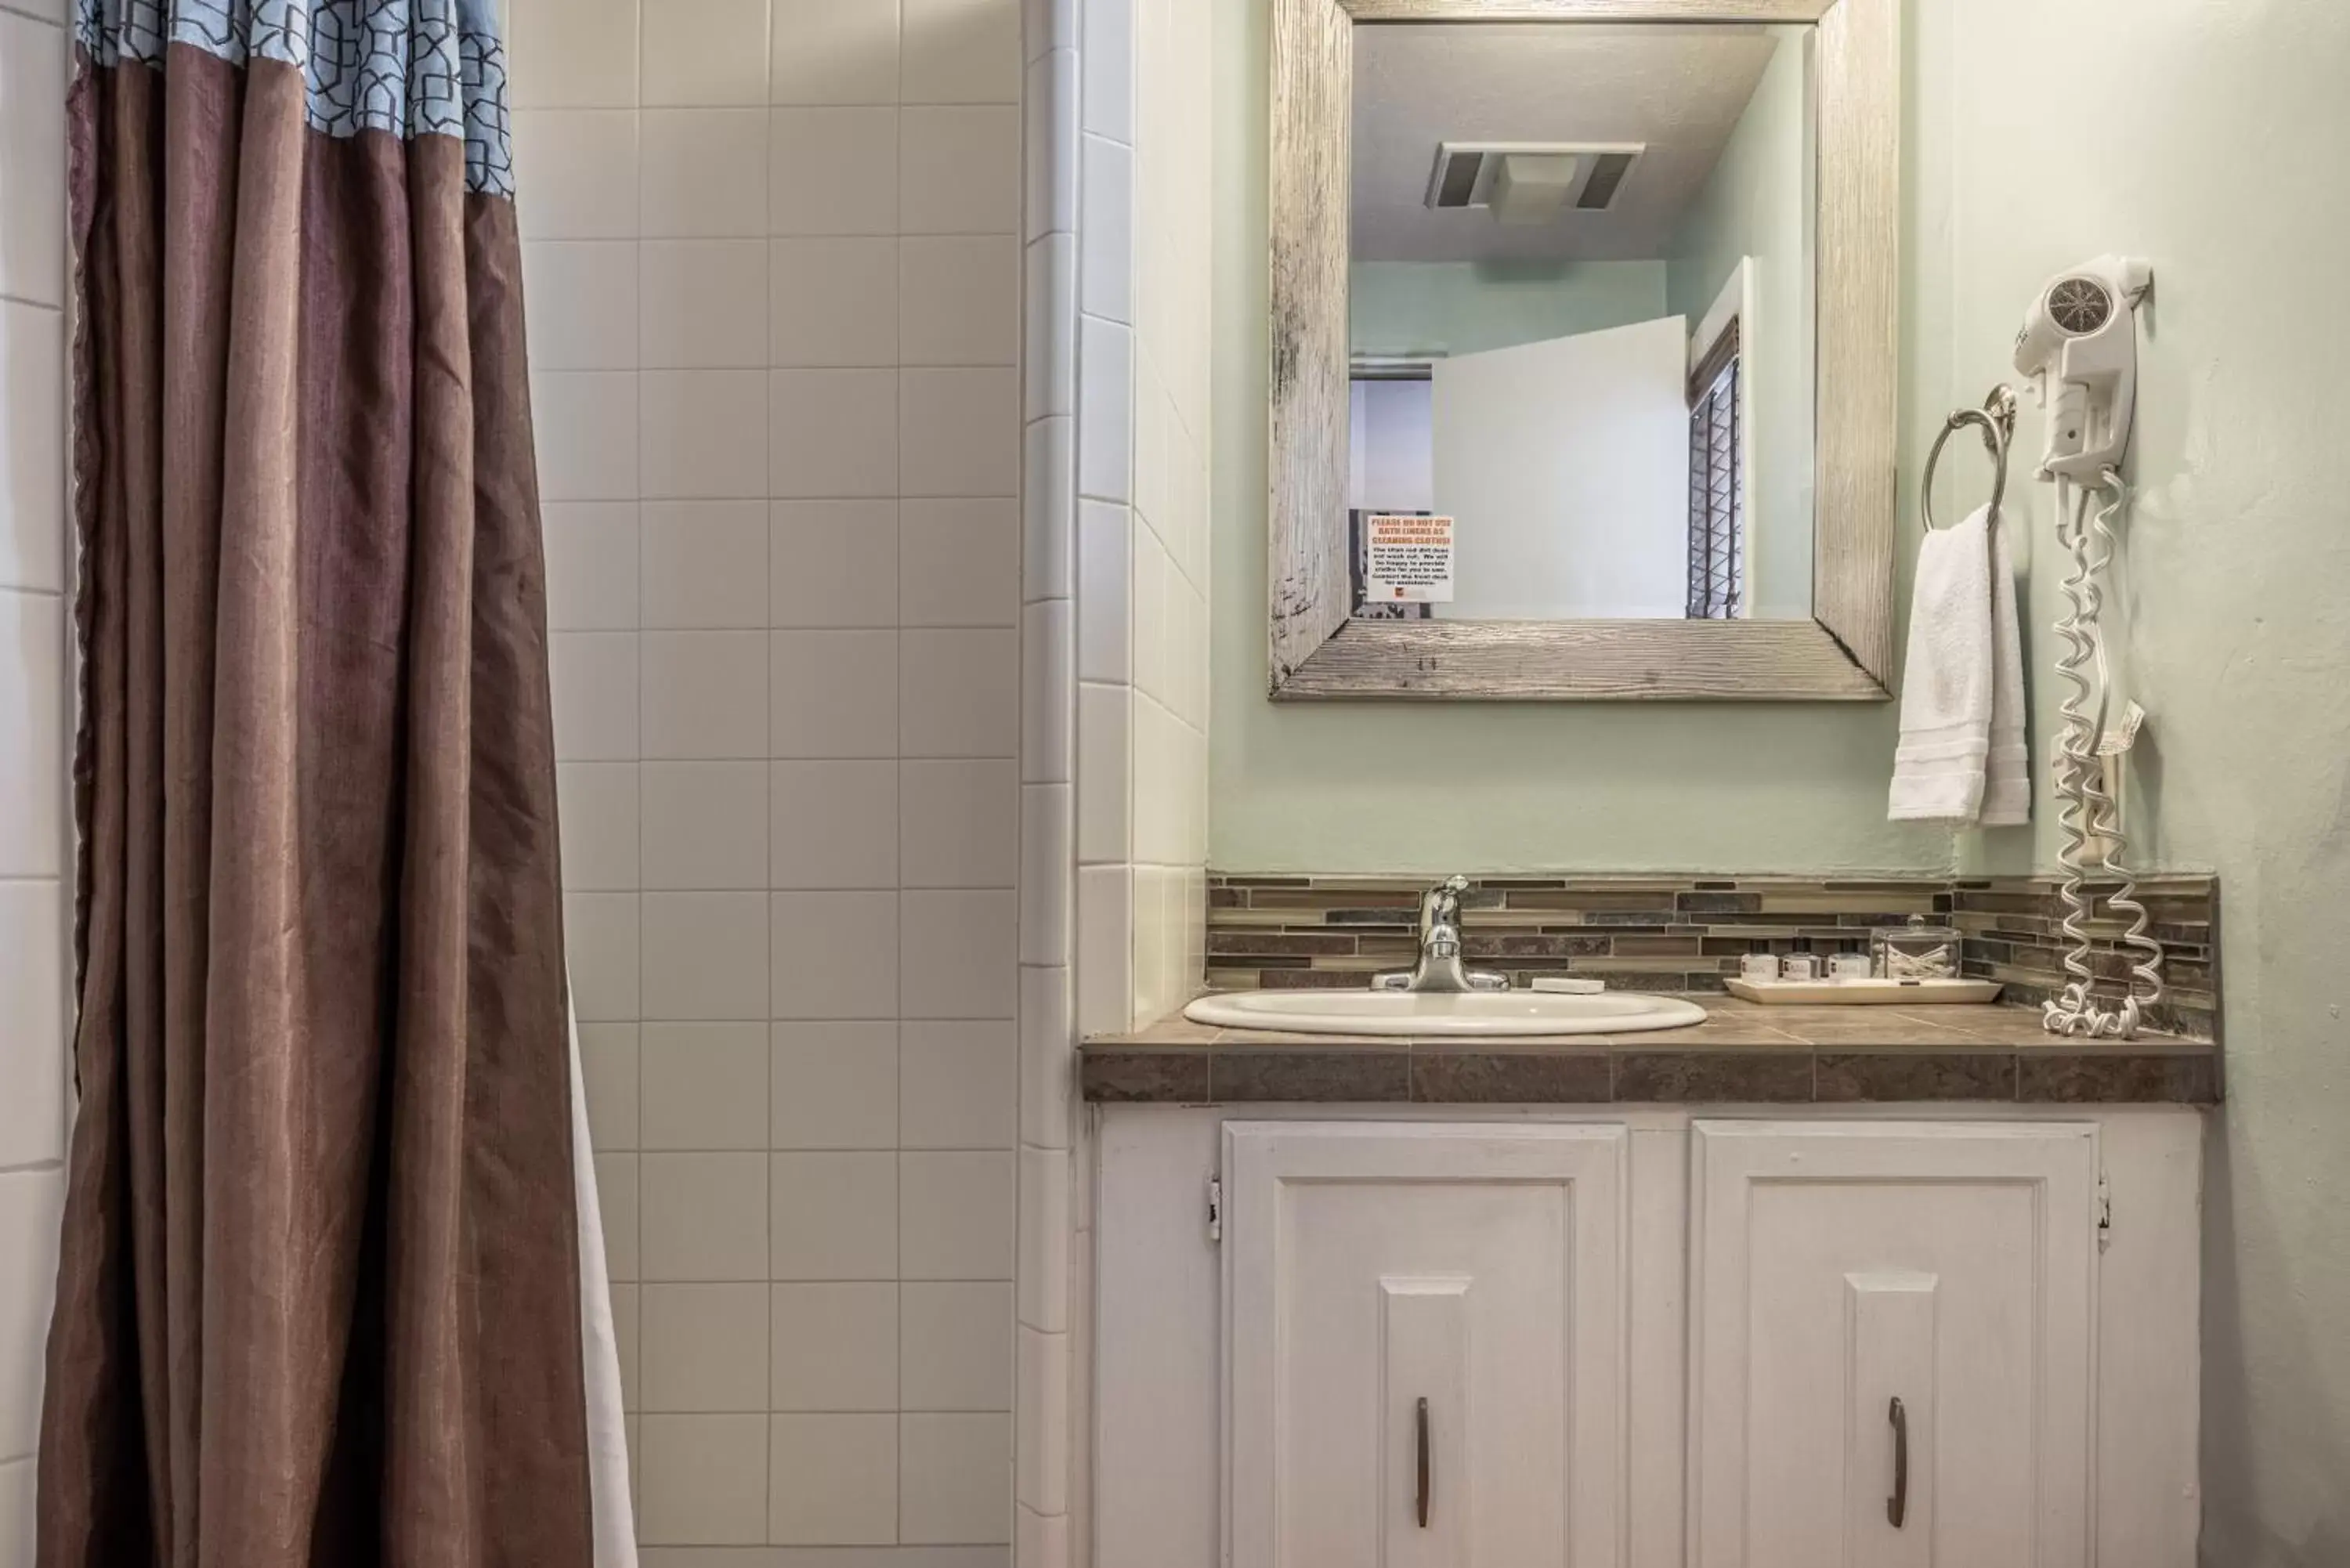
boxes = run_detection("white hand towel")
[1889,504,2028,823]
[1981,513,2030,825]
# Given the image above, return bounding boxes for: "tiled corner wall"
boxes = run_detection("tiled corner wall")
[511,0,1025,1552]
[1022,0,1216,1559]
[0,0,70,1555]
[1068,0,1211,1042]
[1016,3,1079,1565]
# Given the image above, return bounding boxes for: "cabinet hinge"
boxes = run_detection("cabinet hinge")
[1207,1176,1224,1244]
[2097,1172,2113,1248]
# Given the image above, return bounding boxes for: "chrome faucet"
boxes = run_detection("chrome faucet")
[1374,876,1509,993]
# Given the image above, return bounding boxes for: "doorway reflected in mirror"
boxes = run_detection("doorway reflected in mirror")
[1348,20,1817,623]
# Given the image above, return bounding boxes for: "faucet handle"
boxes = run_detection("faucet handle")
[1420,875,1471,948]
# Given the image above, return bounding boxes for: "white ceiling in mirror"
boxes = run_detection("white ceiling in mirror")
[1351,23,1784,262]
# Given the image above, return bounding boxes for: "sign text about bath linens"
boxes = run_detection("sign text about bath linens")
[1365,514,1455,604]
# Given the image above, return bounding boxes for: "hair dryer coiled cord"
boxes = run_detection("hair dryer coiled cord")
[2042,470,2167,1039]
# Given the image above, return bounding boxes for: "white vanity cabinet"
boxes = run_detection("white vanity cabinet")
[1093,1107,2204,1568]
[1687,1122,2101,1568]
[1224,1123,1629,1568]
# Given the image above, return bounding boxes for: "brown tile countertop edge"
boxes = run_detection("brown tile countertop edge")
[1079,1001,2221,1106]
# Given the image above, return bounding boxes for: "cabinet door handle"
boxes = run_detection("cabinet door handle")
[1415,1397,1431,1528]
[1886,1396,1909,1529]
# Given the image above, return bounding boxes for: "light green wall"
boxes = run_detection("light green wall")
[1663,27,1817,619]
[1212,0,2350,1554]
[1211,0,1947,877]
[1349,260,1668,359]
[1917,3,2350,1555]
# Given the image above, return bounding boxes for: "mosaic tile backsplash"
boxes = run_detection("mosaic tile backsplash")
[1206,873,2221,1040]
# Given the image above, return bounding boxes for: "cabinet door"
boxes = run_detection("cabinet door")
[1224,1122,1626,1568]
[1689,1121,2100,1568]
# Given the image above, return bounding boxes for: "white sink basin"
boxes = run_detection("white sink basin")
[1182,988,1708,1038]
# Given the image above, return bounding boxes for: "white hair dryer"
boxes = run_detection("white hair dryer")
[2012,255,2153,481]
[2012,254,2168,1041]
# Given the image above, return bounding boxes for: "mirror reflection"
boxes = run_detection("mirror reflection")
[1347,22,1818,623]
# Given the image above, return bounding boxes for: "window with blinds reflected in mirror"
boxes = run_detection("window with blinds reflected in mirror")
[1687,318,1744,620]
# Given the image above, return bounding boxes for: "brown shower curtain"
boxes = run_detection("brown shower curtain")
[36,4,593,1563]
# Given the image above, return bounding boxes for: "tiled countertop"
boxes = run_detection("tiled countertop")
[1080,999,2220,1105]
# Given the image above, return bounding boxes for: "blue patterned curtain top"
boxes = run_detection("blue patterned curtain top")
[74,0,515,196]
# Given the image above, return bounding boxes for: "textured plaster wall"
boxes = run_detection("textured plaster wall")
[1928,3,2350,1559]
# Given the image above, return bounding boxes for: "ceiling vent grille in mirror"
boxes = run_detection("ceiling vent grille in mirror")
[1424,142,1646,223]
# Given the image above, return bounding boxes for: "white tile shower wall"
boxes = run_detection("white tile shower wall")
[1030,0,1213,1557]
[1017,3,1079,1568]
[516,0,1021,1551]
[1129,0,1211,1031]
[0,0,72,1557]
[1069,0,1209,1042]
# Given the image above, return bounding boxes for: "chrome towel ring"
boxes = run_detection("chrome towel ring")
[1922,384,2019,532]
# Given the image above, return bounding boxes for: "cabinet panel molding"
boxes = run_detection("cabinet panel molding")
[1224,1121,1629,1567]
[1688,1119,2100,1568]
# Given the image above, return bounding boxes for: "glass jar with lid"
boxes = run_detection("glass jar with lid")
[1872,913,1961,980]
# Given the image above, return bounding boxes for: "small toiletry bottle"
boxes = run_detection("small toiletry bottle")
[1783,945,1820,982]
[1831,951,1871,982]
[1740,948,1780,982]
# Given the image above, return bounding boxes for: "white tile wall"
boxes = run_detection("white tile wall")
[772,107,903,237]
[642,109,772,238]
[902,499,1019,627]
[769,1411,900,1542]
[642,0,772,107]
[0,1170,62,1469]
[901,628,1019,756]
[510,0,639,108]
[772,500,902,625]
[642,503,771,629]
[643,761,771,888]
[898,1020,1017,1147]
[771,369,902,495]
[0,591,62,881]
[641,244,771,370]
[1068,0,1207,1042]
[514,111,642,238]
[639,1412,771,1543]
[902,107,1023,235]
[771,0,899,106]
[770,1021,899,1150]
[0,3,70,1558]
[0,301,63,595]
[0,9,65,309]
[1014,0,1082,1563]
[902,1412,1014,1544]
[902,0,1024,105]
[1,1454,34,1568]
[1030,0,1211,1558]
[771,237,900,366]
[515,0,1021,1550]
[771,1281,899,1409]
[903,239,1021,367]
[522,243,641,370]
[640,1282,772,1410]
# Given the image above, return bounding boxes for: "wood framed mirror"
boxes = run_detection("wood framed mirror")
[1267,0,1898,700]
